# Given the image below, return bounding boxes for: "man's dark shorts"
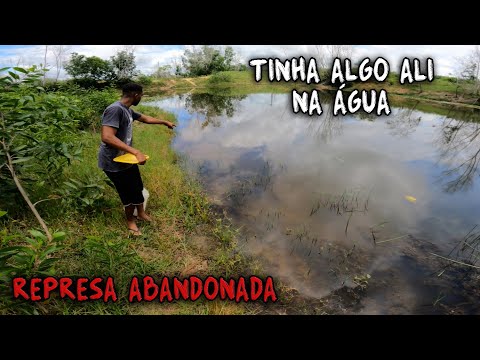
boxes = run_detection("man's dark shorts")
[104,164,144,206]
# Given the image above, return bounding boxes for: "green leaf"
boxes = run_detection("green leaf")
[19,134,39,144]
[25,238,38,246]
[53,232,66,241]
[70,179,82,186]
[11,157,34,164]
[0,67,10,72]
[15,247,35,257]
[28,230,47,240]
[13,67,28,74]
[0,246,23,258]
[0,210,7,218]
[12,145,27,152]
[37,270,56,276]
[43,245,63,256]
[63,182,78,190]
[0,266,16,274]
[8,71,19,80]
[16,113,34,120]
[38,258,58,270]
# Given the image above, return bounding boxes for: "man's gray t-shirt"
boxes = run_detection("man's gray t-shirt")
[98,101,142,172]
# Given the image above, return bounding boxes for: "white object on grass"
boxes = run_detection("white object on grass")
[133,188,150,216]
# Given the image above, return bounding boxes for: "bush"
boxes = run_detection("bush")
[62,87,119,130]
[0,216,65,314]
[57,174,111,213]
[43,82,119,130]
[1,67,83,207]
[207,72,232,85]
[135,74,153,86]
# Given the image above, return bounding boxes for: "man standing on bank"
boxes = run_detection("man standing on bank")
[98,83,176,236]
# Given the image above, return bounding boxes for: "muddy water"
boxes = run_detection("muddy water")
[145,93,480,314]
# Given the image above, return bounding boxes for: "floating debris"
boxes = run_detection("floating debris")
[405,195,417,203]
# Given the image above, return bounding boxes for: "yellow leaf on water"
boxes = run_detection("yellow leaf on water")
[405,195,417,203]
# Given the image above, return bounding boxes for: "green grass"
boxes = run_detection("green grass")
[146,70,319,96]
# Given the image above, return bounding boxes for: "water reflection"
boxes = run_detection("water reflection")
[386,101,422,137]
[184,92,247,128]
[145,92,480,314]
[435,116,480,193]
[306,103,344,143]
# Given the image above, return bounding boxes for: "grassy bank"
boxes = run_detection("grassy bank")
[1,103,264,315]
[347,73,480,110]
[146,71,480,111]
[145,70,324,96]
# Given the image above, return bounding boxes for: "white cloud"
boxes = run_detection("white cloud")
[353,45,476,76]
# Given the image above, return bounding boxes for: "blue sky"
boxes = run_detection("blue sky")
[0,45,477,79]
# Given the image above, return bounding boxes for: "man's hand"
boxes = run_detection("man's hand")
[164,121,176,129]
[138,114,176,129]
[133,150,148,165]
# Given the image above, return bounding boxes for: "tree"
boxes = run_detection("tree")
[64,53,115,87]
[152,64,172,78]
[315,45,353,69]
[470,46,480,95]
[43,45,48,86]
[224,46,235,69]
[51,45,69,82]
[455,46,480,96]
[171,58,184,77]
[110,50,138,82]
[315,45,354,80]
[181,46,241,77]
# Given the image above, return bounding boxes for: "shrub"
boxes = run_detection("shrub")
[57,174,112,213]
[135,74,153,86]
[207,72,232,85]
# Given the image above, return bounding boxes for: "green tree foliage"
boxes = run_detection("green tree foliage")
[0,66,81,214]
[64,53,115,88]
[110,50,138,84]
[180,46,245,77]
[152,64,172,78]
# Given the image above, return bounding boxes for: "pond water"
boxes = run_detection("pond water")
[145,92,480,314]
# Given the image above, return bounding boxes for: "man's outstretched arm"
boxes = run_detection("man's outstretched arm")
[137,114,176,129]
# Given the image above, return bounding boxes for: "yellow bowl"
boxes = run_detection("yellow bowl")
[113,153,150,164]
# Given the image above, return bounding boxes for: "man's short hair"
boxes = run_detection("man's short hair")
[122,83,143,96]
